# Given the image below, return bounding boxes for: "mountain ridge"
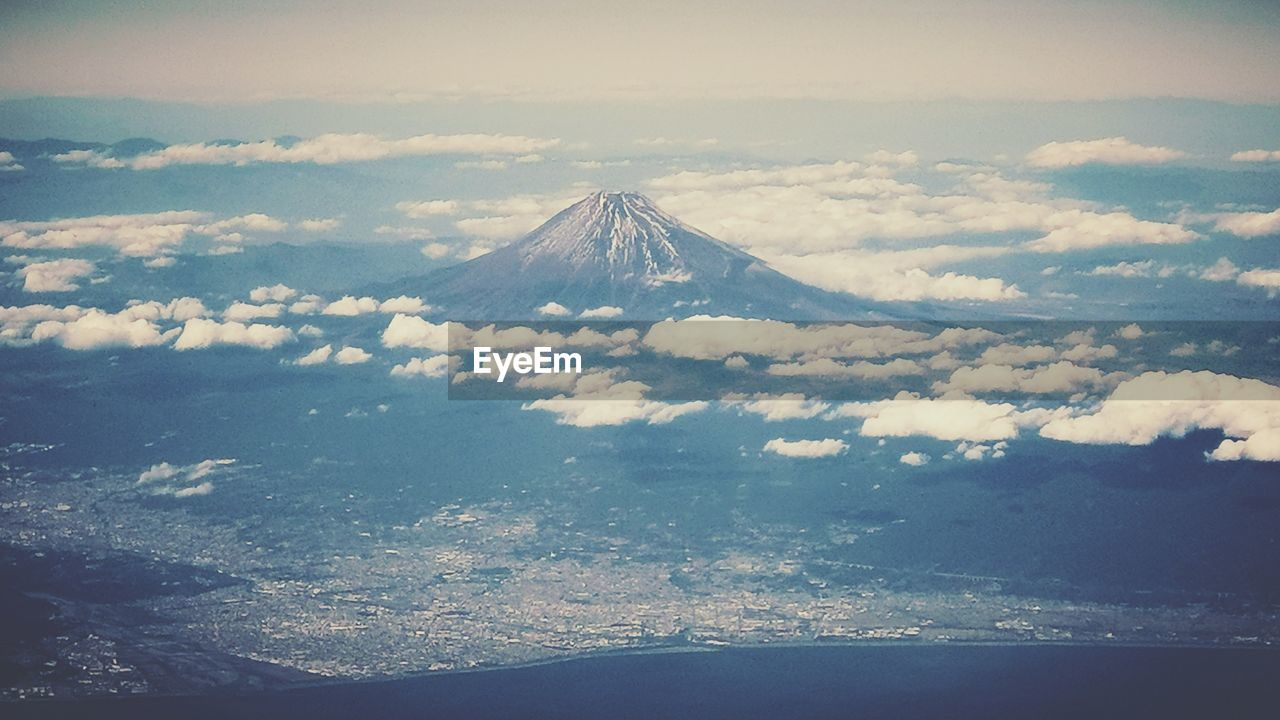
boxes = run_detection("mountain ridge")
[385,191,890,321]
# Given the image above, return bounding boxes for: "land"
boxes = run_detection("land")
[1,447,1276,700]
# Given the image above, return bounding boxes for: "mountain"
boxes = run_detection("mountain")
[391,191,887,320]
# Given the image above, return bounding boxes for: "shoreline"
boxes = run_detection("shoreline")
[9,636,1279,706]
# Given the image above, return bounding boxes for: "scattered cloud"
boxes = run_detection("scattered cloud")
[1025,137,1186,168]
[334,346,372,364]
[899,451,930,466]
[762,437,848,458]
[54,133,561,170]
[391,355,450,378]
[172,318,294,350]
[1230,150,1280,163]
[13,258,96,292]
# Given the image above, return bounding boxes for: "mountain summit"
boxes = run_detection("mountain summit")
[396,191,882,319]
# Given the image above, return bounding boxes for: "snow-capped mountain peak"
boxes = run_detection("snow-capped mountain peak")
[515,191,724,281]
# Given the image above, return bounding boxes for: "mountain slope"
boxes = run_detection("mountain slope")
[391,191,887,320]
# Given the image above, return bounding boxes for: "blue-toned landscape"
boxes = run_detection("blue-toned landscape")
[2,2,1280,718]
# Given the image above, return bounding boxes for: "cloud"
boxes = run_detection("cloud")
[536,301,572,317]
[249,284,297,303]
[1238,268,1280,297]
[524,397,707,427]
[1026,212,1197,252]
[1230,150,1280,163]
[579,305,624,319]
[334,346,372,364]
[381,313,448,351]
[899,451,930,466]
[1039,370,1280,462]
[762,437,848,458]
[766,357,926,379]
[30,309,176,350]
[642,318,1000,362]
[13,258,96,292]
[828,396,1055,442]
[56,133,561,170]
[137,458,234,497]
[732,393,831,421]
[759,250,1024,302]
[223,301,284,322]
[1,211,205,257]
[390,355,450,378]
[295,344,333,366]
[322,295,380,316]
[378,296,430,314]
[1199,257,1240,282]
[1210,209,1280,238]
[1116,323,1145,340]
[421,242,454,259]
[298,218,341,232]
[1087,260,1158,278]
[172,318,294,350]
[1025,137,1186,168]
[0,151,23,172]
[396,200,461,218]
[934,361,1110,395]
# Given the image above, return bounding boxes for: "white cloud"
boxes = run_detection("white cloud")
[0,151,23,172]
[1238,268,1280,297]
[172,318,294,350]
[763,437,848,458]
[30,309,175,350]
[1,211,205,257]
[828,396,1055,442]
[379,296,431,314]
[1199,257,1240,282]
[1230,150,1280,163]
[421,242,454,259]
[1210,209,1280,238]
[760,250,1024,302]
[978,343,1057,367]
[381,313,448,351]
[137,458,233,497]
[579,305,624,319]
[1087,260,1157,278]
[1116,323,1145,340]
[396,200,462,218]
[935,361,1110,395]
[733,393,831,421]
[536,301,572,317]
[298,218,341,232]
[14,258,96,292]
[1025,137,1186,168]
[249,284,297,303]
[899,451,930,466]
[390,355,450,378]
[1039,370,1280,462]
[766,357,926,379]
[334,346,372,364]
[57,133,561,170]
[322,295,380,316]
[1026,212,1197,252]
[295,344,333,366]
[223,301,284,322]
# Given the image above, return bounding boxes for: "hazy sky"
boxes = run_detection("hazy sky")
[2,0,1278,102]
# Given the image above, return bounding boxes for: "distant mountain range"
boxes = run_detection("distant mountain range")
[388,191,889,320]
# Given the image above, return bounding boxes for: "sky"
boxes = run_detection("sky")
[2,0,1280,103]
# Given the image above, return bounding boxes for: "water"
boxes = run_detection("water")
[12,644,1279,719]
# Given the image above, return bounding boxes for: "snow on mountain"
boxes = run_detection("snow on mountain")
[386,191,886,320]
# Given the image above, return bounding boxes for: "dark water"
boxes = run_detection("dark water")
[11,645,1280,720]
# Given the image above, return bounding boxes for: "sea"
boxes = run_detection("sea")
[9,644,1279,719]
